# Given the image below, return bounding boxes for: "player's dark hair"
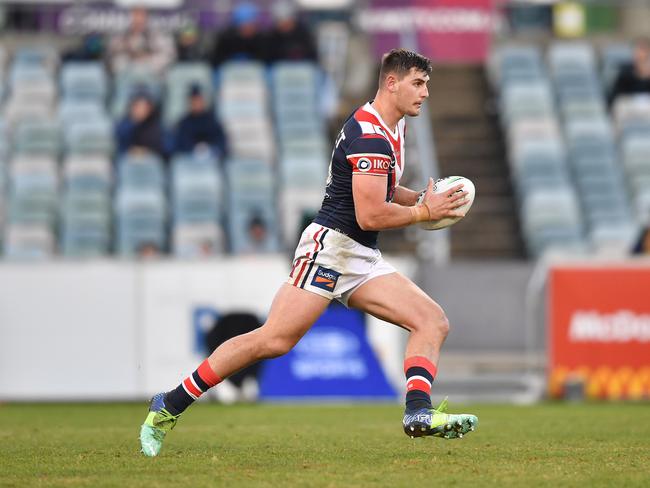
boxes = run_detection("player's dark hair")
[379,49,432,83]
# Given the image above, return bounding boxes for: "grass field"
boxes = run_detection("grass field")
[1,402,649,487]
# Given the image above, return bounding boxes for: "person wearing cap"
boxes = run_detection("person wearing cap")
[209,2,267,67]
[267,1,317,63]
[173,84,228,158]
[116,89,166,158]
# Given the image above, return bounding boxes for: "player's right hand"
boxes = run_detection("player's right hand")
[419,177,469,221]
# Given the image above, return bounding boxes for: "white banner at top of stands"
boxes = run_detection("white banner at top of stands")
[114,0,182,8]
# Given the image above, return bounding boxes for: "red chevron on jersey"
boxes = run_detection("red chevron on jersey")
[353,104,404,171]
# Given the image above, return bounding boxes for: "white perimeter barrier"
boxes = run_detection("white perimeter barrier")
[0,256,414,401]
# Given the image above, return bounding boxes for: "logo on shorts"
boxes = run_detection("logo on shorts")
[311,266,341,291]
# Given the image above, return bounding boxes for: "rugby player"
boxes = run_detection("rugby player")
[140,48,478,456]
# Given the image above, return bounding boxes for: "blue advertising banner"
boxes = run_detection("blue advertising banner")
[259,305,397,401]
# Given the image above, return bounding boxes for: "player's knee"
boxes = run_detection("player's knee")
[409,303,449,339]
[261,336,297,359]
[435,311,450,338]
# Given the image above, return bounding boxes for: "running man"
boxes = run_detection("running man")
[140,48,478,456]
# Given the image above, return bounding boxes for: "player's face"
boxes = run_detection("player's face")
[396,68,430,117]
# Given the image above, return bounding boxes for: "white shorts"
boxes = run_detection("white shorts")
[287,223,396,306]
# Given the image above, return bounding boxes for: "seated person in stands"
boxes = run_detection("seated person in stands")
[209,2,267,67]
[631,226,650,255]
[173,84,228,158]
[116,90,166,158]
[63,33,105,62]
[267,1,318,63]
[108,7,176,75]
[137,242,162,259]
[240,214,274,254]
[609,38,650,106]
[176,23,203,62]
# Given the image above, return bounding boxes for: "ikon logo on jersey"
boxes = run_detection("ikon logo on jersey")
[349,155,394,175]
[311,266,341,291]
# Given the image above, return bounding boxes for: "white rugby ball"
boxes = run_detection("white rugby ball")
[417,176,475,230]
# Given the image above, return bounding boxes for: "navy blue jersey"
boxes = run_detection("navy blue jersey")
[314,102,405,248]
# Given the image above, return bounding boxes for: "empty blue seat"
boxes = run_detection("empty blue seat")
[60,62,108,101]
[9,159,58,227]
[114,188,166,255]
[13,120,61,156]
[63,155,112,192]
[4,224,55,260]
[171,155,221,224]
[496,45,545,85]
[117,152,165,189]
[58,99,107,126]
[64,117,113,155]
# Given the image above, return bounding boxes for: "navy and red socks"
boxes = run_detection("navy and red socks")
[404,356,437,411]
[163,359,222,416]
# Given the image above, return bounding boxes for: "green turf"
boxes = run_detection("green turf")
[1,402,649,487]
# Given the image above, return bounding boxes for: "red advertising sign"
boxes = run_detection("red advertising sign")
[360,0,499,63]
[548,265,650,400]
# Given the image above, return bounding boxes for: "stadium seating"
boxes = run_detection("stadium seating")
[12,119,61,156]
[0,43,334,259]
[170,153,225,257]
[61,155,112,257]
[64,117,113,155]
[218,61,275,164]
[494,40,646,256]
[520,186,585,255]
[226,159,279,254]
[4,224,55,259]
[271,62,329,247]
[111,67,163,120]
[164,62,213,126]
[114,152,167,255]
[60,62,108,102]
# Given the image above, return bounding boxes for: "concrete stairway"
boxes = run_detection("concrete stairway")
[428,65,525,259]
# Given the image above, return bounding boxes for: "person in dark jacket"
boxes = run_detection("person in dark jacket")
[116,90,166,158]
[176,23,203,62]
[209,2,267,67]
[609,38,650,106]
[631,226,650,255]
[174,84,228,158]
[266,1,317,63]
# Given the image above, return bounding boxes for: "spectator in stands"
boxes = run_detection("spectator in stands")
[267,1,318,63]
[240,214,274,254]
[176,23,203,62]
[108,7,176,75]
[63,33,105,62]
[173,84,228,158]
[631,226,650,255]
[116,90,166,158]
[137,242,162,259]
[609,38,650,106]
[209,2,267,67]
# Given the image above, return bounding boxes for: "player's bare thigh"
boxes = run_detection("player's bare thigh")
[256,283,330,349]
[208,284,330,377]
[347,272,448,335]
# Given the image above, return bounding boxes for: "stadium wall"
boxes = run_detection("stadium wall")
[0,256,416,401]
